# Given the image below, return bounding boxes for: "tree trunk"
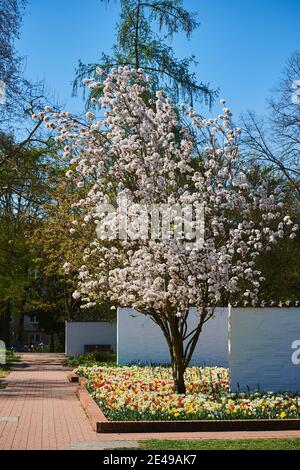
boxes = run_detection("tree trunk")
[0,303,11,348]
[50,333,55,352]
[170,319,186,394]
[134,0,141,68]
[172,352,186,394]
[17,312,24,345]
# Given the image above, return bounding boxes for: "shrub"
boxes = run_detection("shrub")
[64,350,117,367]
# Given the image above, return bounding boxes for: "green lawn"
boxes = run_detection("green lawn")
[139,439,300,450]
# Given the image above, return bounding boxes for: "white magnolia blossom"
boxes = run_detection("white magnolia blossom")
[63,262,72,274]
[37,67,297,322]
[85,112,96,120]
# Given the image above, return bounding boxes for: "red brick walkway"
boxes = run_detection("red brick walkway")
[1,354,300,450]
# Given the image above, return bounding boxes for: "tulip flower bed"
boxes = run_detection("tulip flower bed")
[74,365,300,422]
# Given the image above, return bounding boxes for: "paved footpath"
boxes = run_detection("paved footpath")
[1,354,300,450]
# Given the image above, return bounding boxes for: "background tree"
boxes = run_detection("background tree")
[241,51,300,195]
[0,0,64,348]
[240,51,300,304]
[74,0,216,107]
[257,180,300,304]
[30,173,115,325]
[226,165,300,305]
[0,132,58,346]
[0,0,50,132]
[0,0,26,122]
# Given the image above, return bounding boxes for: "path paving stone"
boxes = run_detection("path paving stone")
[1,353,300,450]
[0,416,18,423]
[70,440,139,449]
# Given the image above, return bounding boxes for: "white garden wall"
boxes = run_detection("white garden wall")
[117,307,228,366]
[229,307,300,392]
[65,321,117,356]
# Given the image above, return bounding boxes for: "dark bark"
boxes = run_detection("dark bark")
[17,312,24,344]
[134,0,141,69]
[169,317,186,394]
[172,351,186,394]
[50,333,55,352]
[0,303,11,347]
[151,307,210,394]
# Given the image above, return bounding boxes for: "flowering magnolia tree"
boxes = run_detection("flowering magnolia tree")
[37,68,297,394]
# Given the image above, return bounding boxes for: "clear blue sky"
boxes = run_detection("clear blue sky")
[17,0,300,118]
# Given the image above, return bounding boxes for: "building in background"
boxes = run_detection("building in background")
[10,315,49,351]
